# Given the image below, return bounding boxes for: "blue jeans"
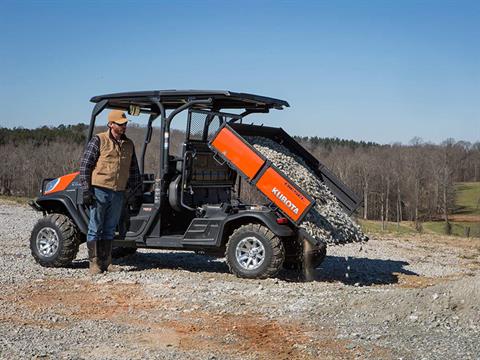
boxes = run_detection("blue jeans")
[87,187,125,242]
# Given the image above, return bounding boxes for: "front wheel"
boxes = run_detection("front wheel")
[30,213,80,267]
[225,223,285,279]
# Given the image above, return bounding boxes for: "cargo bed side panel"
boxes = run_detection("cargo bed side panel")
[210,127,265,181]
[255,166,314,224]
[210,124,314,224]
[230,123,362,214]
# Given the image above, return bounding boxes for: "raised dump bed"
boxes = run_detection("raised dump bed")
[209,123,362,225]
[210,124,315,224]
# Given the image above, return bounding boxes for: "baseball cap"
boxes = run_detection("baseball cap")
[108,110,128,124]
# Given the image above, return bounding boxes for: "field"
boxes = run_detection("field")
[361,220,480,238]
[425,182,480,237]
[357,220,416,235]
[361,182,480,238]
[455,182,480,215]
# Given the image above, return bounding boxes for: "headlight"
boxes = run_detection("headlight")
[44,178,60,193]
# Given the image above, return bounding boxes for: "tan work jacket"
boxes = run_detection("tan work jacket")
[91,131,134,191]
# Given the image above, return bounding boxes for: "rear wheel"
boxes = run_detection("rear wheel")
[30,213,80,267]
[225,223,284,279]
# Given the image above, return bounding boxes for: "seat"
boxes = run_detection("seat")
[168,174,183,212]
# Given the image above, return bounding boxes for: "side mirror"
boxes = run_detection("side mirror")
[128,105,141,116]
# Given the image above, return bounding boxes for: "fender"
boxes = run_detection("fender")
[35,195,88,234]
[215,211,294,247]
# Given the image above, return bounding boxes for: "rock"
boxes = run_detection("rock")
[345,343,357,350]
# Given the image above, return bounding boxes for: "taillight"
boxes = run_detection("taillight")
[276,217,289,225]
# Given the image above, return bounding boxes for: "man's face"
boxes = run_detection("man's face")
[110,121,127,137]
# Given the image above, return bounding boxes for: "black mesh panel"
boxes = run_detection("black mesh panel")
[189,111,208,140]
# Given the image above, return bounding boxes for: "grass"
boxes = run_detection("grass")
[358,220,416,236]
[455,182,480,215]
[0,195,31,205]
[423,221,480,238]
[360,219,480,238]
[360,182,480,238]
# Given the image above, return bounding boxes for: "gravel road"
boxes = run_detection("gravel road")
[1,200,479,359]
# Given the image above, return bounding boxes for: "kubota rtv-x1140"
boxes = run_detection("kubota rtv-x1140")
[29,90,361,279]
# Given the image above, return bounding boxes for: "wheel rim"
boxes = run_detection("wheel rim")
[36,227,59,257]
[235,236,266,270]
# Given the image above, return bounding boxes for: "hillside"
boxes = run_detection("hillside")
[454,182,480,216]
[364,182,480,238]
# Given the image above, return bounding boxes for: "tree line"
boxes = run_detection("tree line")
[306,137,480,229]
[1,125,479,230]
[0,124,88,146]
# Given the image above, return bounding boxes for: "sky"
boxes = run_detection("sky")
[0,0,479,144]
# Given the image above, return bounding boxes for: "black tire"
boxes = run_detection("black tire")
[30,213,80,267]
[283,241,327,271]
[225,223,285,279]
[111,246,137,259]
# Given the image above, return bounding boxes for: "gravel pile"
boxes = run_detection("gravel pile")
[247,136,368,245]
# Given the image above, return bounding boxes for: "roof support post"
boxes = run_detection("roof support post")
[86,99,108,146]
[139,111,160,175]
[161,98,213,183]
[150,98,166,182]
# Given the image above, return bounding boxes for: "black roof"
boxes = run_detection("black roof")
[90,90,289,112]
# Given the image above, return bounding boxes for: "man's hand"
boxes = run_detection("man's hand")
[82,190,95,207]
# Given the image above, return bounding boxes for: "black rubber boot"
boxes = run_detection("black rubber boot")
[97,240,106,272]
[102,239,120,272]
[87,240,102,275]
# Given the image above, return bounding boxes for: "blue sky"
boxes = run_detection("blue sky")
[0,0,478,144]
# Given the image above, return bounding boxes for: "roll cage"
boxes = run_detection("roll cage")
[88,90,289,196]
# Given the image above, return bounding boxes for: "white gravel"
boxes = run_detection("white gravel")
[1,201,479,360]
[246,136,368,245]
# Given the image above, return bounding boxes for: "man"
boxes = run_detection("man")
[80,110,142,274]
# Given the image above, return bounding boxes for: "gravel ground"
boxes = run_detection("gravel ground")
[1,200,479,360]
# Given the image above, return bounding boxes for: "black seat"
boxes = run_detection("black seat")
[168,174,183,212]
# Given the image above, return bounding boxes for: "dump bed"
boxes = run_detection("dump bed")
[209,123,362,224]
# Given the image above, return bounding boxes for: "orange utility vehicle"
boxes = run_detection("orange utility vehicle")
[29,91,361,279]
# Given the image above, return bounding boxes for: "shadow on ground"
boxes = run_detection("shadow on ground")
[68,250,418,286]
[279,255,418,285]
[118,251,230,274]
[69,251,228,273]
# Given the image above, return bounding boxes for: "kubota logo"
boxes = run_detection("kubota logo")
[272,187,299,214]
